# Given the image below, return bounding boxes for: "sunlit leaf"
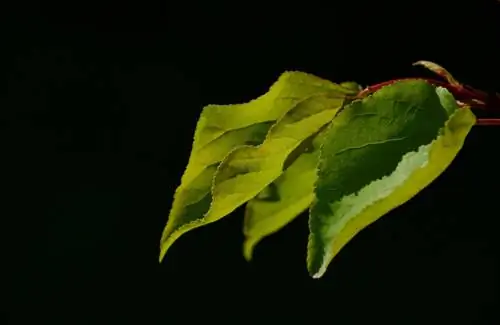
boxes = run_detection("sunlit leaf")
[159,71,359,261]
[159,63,480,280]
[307,80,476,278]
[242,128,328,260]
[208,95,347,221]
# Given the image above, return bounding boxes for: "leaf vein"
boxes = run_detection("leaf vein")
[334,137,407,156]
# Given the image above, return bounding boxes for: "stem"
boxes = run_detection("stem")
[476,119,500,126]
[358,78,500,126]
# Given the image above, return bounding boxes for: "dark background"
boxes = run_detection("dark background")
[4,0,499,324]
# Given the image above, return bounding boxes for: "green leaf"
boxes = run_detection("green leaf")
[307,80,476,278]
[242,128,328,261]
[208,95,348,219]
[160,71,358,261]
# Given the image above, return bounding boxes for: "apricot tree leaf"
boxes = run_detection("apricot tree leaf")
[207,95,348,221]
[307,80,476,278]
[242,127,328,260]
[241,84,363,260]
[159,63,479,280]
[159,71,359,261]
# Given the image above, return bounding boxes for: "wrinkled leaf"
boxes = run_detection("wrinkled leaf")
[207,95,348,220]
[308,80,476,278]
[160,71,358,261]
[241,84,362,260]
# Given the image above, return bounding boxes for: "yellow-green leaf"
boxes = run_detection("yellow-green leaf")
[207,95,346,220]
[240,83,362,260]
[160,71,357,261]
[242,128,328,261]
[308,81,476,278]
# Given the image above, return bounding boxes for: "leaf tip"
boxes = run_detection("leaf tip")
[159,236,171,263]
[306,233,330,279]
[242,238,256,262]
[307,261,327,279]
[158,226,178,264]
[159,246,167,263]
[311,272,323,279]
[412,60,460,86]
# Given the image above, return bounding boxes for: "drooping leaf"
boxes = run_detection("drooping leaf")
[240,81,362,260]
[164,93,356,258]
[242,128,328,261]
[207,95,349,219]
[307,80,476,278]
[160,71,358,261]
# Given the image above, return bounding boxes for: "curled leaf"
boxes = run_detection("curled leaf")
[307,80,475,278]
[241,83,362,261]
[160,71,358,261]
[242,127,329,260]
[207,94,347,222]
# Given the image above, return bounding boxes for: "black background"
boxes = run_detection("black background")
[4,0,499,324]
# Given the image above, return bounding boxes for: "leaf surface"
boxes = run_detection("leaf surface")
[160,72,358,261]
[241,84,362,260]
[207,95,347,220]
[307,80,476,278]
[242,128,328,260]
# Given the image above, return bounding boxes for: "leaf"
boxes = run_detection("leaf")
[208,95,348,219]
[242,128,328,261]
[413,60,460,86]
[160,71,359,261]
[307,80,476,278]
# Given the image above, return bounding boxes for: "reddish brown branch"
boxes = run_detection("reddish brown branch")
[476,119,500,126]
[357,78,447,98]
